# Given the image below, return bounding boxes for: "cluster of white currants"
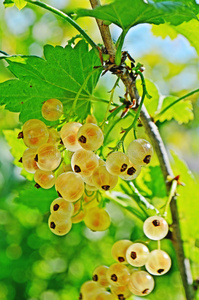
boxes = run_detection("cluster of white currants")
[18,98,153,236]
[79,216,171,299]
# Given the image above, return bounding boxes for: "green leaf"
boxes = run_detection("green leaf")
[156,96,194,124]
[3,0,26,9]
[76,0,198,31]
[16,182,57,214]
[136,78,159,117]
[3,129,34,181]
[170,150,199,241]
[0,40,101,123]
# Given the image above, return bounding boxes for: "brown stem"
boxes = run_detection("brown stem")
[89,0,194,298]
[89,0,116,59]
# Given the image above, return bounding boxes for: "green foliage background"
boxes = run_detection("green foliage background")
[0,0,199,299]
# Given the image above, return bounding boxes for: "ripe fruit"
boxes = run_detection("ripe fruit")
[55,172,84,202]
[34,169,55,189]
[145,249,172,275]
[84,206,111,231]
[106,152,129,176]
[41,98,63,121]
[60,122,82,152]
[92,265,110,287]
[77,123,104,151]
[110,284,132,300]
[111,239,133,264]
[143,215,169,240]
[22,148,39,173]
[48,214,72,236]
[106,263,130,287]
[126,139,153,166]
[79,280,102,300]
[126,243,150,267]
[71,148,99,177]
[21,119,49,149]
[50,197,74,220]
[35,143,61,171]
[92,166,118,191]
[128,270,155,296]
[119,161,141,181]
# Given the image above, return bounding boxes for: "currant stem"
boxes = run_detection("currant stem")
[163,179,178,218]
[25,0,99,56]
[100,77,120,129]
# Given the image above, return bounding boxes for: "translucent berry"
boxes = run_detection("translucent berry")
[119,161,141,181]
[106,263,130,287]
[128,270,155,296]
[21,119,49,149]
[48,214,72,236]
[145,249,172,276]
[55,172,84,202]
[110,284,132,300]
[34,169,55,189]
[42,98,63,121]
[71,149,99,177]
[111,240,133,264]
[60,122,82,152]
[77,123,104,151]
[92,265,110,287]
[126,139,153,166]
[35,143,61,171]
[84,207,111,231]
[143,215,169,240]
[126,243,150,267]
[79,280,102,300]
[92,166,118,191]
[50,197,74,221]
[22,148,39,173]
[106,152,129,176]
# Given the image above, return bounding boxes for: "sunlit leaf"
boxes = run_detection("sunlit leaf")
[76,0,198,30]
[156,96,194,124]
[3,0,26,9]
[0,40,101,123]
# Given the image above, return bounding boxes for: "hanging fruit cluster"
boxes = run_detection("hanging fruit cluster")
[18,98,153,236]
[79,216,171,299]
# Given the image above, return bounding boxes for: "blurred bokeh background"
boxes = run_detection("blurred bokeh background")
[0,0,199,299]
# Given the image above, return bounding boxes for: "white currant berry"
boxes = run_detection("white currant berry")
[71,148,99,177]
[106,263,130,287]
[143,215,169,240]
[34,169,55,189]
[119,161,141,181]
[77,123,104,151]
[126,243,150,267]
[42,98,63,121]
[35,143,61,171]
[60,122,82,152]
[48,214,72,236]
[128,270,155,296]
[126,139,153,166]
[22,148,39,173]
[106,152,129,176]
[21,119,49,149]
[92,265,110,287]
[145,249,172,276]
[92,165,118,191]
[111,239,133,264]
[55,172,84,202]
